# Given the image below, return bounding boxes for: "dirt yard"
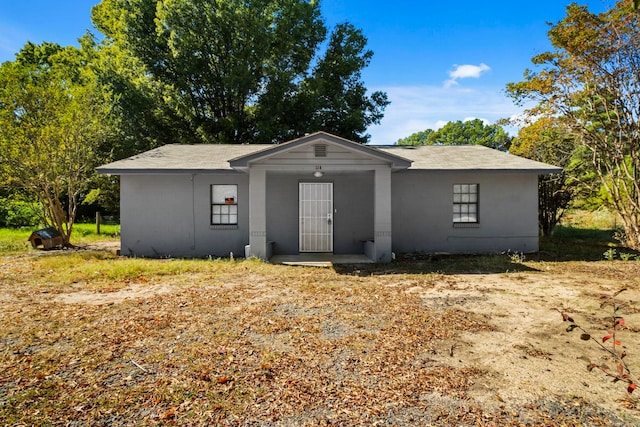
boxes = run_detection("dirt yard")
[1,248,639,425]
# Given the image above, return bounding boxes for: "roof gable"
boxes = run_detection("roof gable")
[228,132,412,170]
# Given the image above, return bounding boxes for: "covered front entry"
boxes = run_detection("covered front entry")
[299,182,333,252]
[234,132,411,263]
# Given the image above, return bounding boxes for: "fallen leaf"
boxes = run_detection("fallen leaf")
[217,376,232,384]
[160,407,176,420]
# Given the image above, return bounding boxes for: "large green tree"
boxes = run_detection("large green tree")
[396,119,512,151]
[510,117,577,235]
[92,0,388,144]
[0,42,112,244]
[506,0,640,248]
[297,23,389,142]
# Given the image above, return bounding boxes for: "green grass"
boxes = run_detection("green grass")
[0,209,629,262]
[0,227,31,254]
[0,223,120,255]
[11,252,266,292]
[533,208,633,262]
[72,223,120,241]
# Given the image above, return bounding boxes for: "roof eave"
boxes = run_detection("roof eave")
[406,167,563,174]
[96,168,237,175]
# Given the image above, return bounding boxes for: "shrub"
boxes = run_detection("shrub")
[0,197,40,227]
[558,289,637,400]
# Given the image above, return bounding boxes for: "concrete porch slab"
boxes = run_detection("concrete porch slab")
[269,253,374,267]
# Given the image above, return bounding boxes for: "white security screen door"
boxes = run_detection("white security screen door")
[299,182,333,252]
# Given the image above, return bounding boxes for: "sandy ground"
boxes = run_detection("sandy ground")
[418,272,640,415]
[46,259,640,419]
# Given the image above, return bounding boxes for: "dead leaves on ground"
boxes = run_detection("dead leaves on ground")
[0,255,633,425]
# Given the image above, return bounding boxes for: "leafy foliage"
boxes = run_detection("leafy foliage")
[505,0,640,249]
[0,199,39,228]
[396,119,511,150]
[91,0,387,144]
[1,1,389,227]
[396,129,434,146]
[0,42,112,244]
[510,117,577,235]
[0,196,41,227]
[294,23,390,143]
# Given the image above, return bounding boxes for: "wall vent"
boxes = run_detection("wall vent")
[314,144,327,157]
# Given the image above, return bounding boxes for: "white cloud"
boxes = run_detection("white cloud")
[444,63,491,88]
[449,63,491,79]
[366,84,523,145]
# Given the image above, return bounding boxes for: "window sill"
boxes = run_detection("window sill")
[452,223,480,228]
[210,225,239,230]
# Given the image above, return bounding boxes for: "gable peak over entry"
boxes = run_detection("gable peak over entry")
[228,131,412,172]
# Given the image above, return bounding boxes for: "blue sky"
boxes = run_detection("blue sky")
[0,0,610,144]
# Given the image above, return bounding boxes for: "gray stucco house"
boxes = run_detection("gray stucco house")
[97,131,561,262]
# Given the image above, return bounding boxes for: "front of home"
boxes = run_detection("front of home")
[97,132,561,262]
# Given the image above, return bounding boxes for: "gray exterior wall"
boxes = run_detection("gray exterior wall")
[265,172,374,255]
[119,169,540,258]
[120,173,249,258]
[391,171,540,254]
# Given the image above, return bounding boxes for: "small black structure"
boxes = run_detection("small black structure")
[28,227,64,249]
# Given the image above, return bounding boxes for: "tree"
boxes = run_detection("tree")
[296,23,390,143]
[505,1,640,249]
[396,129,434,146]
[510,117,577,235]
[0,42,112,244]
[395,119,512,150]
[429,119,512,151]
[91,0,388,144]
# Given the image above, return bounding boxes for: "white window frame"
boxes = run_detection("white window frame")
[211,184,238,226]
[453,184,479,224]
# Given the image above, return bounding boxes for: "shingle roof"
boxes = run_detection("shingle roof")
[97,144,271,173]
[376,145,562,173]
[97,142,561,174]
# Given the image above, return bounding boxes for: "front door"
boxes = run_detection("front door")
[299,182,333,252]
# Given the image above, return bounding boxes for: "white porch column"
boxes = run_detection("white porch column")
[373,166,393,263]
[249,167,268,260]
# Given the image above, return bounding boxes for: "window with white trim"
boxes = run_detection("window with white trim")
[453,184,478,223]
[211,185,238,225]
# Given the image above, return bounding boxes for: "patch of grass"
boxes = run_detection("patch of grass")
[5,252,271,292]
[72,223,120,241]
[537,232,617,262]
[0,256,494,425]
[0,223,120,255]
[552,224,617,242]
[532,208,634,262]
[562,208,620,230]
[0,227,33,254]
